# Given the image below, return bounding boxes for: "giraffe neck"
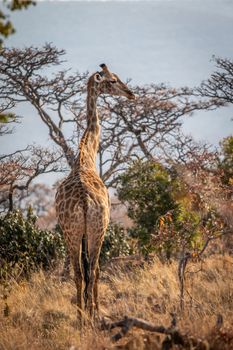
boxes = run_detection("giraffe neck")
[75,79,100,170]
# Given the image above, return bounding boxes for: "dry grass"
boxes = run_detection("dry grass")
[0,254,233,350]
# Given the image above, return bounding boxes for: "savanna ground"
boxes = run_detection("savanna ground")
[0,253,233,350]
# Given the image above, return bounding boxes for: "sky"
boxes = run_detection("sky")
[1,0,233,184]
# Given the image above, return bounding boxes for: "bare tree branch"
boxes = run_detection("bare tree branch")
[196,56,233,111]
[0,145,66,212]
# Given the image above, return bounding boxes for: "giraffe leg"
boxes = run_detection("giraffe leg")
[86,248,101,320]
[71,248,84,328]
[86,204,109,321]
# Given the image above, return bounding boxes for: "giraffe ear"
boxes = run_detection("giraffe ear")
[94,73,104,83]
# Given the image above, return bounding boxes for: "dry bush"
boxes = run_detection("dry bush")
[0,255,233,350]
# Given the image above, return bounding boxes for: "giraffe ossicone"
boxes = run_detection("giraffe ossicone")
[55,64,135,325]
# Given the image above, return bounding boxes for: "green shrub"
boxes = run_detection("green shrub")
[0,209,65,278]
[100,222,134,265]
[118,160,178,253]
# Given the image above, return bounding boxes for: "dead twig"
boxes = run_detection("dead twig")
[178,252,191,311]
[178,229,231,311]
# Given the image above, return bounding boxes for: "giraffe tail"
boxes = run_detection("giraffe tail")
[82,212,90,308]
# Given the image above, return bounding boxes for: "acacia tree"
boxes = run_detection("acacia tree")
[196,56,233,107]
[177,56,233,248]
[0,44,219,189]
[0,146,65,212]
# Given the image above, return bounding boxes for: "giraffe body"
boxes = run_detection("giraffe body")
[55,64,135,324]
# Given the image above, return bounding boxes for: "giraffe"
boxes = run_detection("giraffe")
[55,64,135,324]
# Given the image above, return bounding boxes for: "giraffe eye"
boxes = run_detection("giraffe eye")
[111,80,117,84]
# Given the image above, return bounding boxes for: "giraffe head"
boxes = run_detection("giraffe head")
[93,63,135,100]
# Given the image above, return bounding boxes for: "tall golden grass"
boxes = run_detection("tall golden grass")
[0,254,233,349]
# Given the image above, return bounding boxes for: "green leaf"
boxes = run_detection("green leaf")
[0,113,16,123]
